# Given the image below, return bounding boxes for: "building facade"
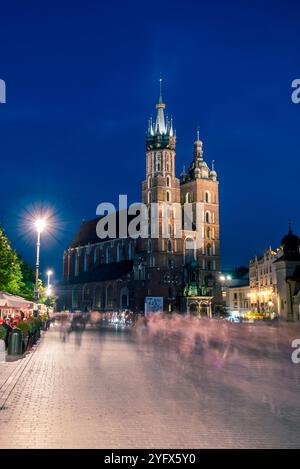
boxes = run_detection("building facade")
[58,85,221,314]
[249,246,281,314]
[226,282,250,313]
[273,228,300,320]
[225,228,300,321]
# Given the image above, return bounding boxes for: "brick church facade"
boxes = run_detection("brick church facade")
[58,83,221,314]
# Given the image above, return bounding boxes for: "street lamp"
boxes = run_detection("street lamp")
[46,269,53,288]
[34,218,46,303]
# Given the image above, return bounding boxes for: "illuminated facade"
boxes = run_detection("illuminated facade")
[226,284,250,313]
[249,246,281,314]
[58,83,221,314]
[246,228,300,320]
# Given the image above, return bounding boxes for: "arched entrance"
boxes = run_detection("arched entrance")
[120,287,129,309]
[200,302,210,317]
[189,302,199,316]
[94,286,102,309]
[186,297,213,318]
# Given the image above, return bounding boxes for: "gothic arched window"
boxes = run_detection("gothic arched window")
[205,211,211,223]
[117,244,121,262]
[156,153,161,172]
[94,286,102,308]
[106,285,114,308]
[74,253,79,276]
[205,191,211,203]
[185,238,195,264]
[166,176,171,187]
[93,247,99,264]
[105,246,110,264]
[128,242,133,260]
[166,190,171,202]
[186,192,193,203]
[84,252,88,272]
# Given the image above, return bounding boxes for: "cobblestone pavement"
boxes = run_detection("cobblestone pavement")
[0,324,300,448]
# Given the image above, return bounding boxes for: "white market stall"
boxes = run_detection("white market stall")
[0,291,33,318]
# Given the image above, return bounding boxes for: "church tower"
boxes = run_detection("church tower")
[180,130,221,301]
[142,78,180,207]
[141,80,182,311]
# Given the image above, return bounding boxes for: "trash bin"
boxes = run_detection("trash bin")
[0,339,6,362]
[8,328,23,356]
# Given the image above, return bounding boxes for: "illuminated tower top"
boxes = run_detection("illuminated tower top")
[146,78,176,151]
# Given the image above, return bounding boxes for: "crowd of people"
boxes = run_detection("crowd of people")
[0,310,51,352]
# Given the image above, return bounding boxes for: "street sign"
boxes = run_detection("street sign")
[144,296,163,314]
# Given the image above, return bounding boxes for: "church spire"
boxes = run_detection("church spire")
[194,127,203,160]
[146,78,176,150]
[155,77,166,134]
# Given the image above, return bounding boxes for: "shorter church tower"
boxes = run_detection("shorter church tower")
[180,130,221,303]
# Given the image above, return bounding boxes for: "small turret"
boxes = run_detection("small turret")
[210,160,217,181]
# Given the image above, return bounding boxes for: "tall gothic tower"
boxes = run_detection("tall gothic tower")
[141,80,182,311]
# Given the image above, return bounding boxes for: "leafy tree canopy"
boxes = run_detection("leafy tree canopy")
[0,227,49,302]
[0,227,24,294]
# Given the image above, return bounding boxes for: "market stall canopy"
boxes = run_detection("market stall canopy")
[0,292,33,309]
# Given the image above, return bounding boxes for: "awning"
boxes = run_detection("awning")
[0,291,33,309]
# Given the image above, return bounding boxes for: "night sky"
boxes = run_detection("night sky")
[0,0,299,282]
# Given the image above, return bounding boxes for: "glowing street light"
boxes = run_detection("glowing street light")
[35,218,46,233]
[46,269,53,288]
[34,218,47,303]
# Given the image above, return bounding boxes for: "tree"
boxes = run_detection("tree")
[0,227,24,294]
[18,257,36,300]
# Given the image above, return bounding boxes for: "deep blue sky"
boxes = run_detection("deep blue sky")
[0,0,299,281]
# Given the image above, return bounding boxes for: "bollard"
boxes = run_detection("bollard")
[0,339,5,362]
[8,328,23,356]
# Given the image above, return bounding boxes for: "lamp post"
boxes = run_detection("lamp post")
[34,219,46,303]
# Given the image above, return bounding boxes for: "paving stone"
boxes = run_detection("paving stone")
[0,326,299,448]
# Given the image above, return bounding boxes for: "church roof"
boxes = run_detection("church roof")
[69,211,138,248]
[70,218,100,248]
[274,227,300,262]
[290,265,300,282]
